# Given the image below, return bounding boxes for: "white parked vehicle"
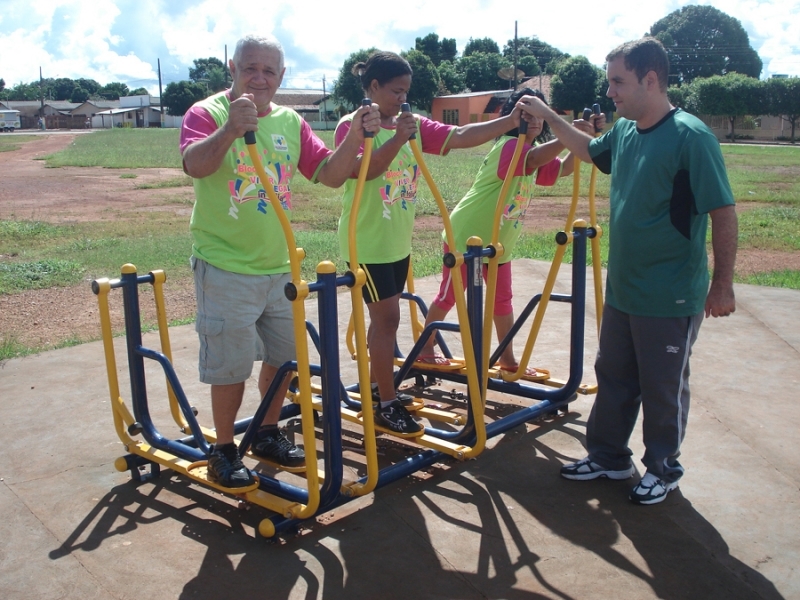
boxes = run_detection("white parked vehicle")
[0,109,22,132]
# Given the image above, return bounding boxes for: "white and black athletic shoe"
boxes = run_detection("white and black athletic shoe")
[560,456,635,481]
[376,400,422,434]
[629,472,679,505]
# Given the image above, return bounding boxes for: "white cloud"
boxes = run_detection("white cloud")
[1,0,798,96]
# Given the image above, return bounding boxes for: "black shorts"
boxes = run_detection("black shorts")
[348,255,410,304]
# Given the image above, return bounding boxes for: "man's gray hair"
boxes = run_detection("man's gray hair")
[232,34,284,71]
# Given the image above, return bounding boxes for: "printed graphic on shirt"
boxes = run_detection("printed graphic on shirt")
[379,160,419,219]
[503,178,534,229]
[227,147,294,219]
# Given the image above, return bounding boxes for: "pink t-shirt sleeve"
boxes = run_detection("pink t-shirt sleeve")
[419,117,455,155]
[535,156,563,186]
[180,105,218,153]
[497,139,535,178]
[297,120,333,181]
[496,141,563,183]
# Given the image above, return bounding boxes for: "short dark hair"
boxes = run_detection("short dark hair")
[606,37,670,92]
[501,87,552,142]
[352,51,413,92]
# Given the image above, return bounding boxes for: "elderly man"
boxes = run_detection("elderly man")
[180,34,379,488]
[518,37,737,505]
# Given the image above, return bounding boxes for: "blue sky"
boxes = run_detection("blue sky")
[1,0,798,95]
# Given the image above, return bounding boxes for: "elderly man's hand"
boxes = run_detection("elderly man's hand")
[225,93,259,138]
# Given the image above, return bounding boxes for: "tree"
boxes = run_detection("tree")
[517,56,540,78]
[128,87,150,96]
[332,48,377,112]
[650,5,762,85]
[693,73,765,141]
[69,86,89,103]
[99,82,130,100]
[206,66,228,92]
[162,81,206,116]
[463,37,499,57]
[189,57,228,84]
[550,56,602,117]
[401,50,440,112]
[766,77,800,143]
[415,33,457,67]
[6,82,39,101]
[437,60,465,95]
[459,52,511,92]
[0,78,6,96]
[503,36,566,76]
[75,78,101,96]
[51,77,76,100]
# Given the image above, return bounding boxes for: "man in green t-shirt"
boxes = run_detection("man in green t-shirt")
[180,34,378,488]
[518,37,737,505]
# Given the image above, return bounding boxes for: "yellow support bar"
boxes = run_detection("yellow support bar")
[244,136,320,520]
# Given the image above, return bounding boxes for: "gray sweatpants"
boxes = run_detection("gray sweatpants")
[586,304,704,483]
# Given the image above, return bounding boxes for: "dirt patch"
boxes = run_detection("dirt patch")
[0,133,797,354]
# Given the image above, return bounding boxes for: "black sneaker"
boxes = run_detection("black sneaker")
[372,388,415,406]
[251,429,305,468]
[560,456,634,481]
[207,444,255,488]
[376,400,422,434]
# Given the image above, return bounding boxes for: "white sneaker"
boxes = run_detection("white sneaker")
[629,472,679,505]
[560,456,635,481]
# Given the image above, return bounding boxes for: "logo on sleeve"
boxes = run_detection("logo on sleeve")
[666,346,680,354]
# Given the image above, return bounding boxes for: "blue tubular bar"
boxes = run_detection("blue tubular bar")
[315,268,345,508]
[135,347,212,453]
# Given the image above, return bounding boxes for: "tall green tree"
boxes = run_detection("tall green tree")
[69,86,89,103]
[51,77,76,100]
[766,77,800,143]
[75,78,101,96]
[162,81,206,116]
[415,33,457,66]
[437,60,466,95]
[99,82,130,100]
[460,52,511,92]
[207,66,228,92]
[463,37,500,57]
[128,87,150,96]
[693,72,764,141]
[0,78,5,96]
[550,56,602,117]
[650,5,762,84]
[503,36,566,76]
[401,50,440,112]
[332,48,378,112]
[6,82,39,100]
[189,57,228,84]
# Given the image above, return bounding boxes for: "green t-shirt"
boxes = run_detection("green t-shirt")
[190,93,321,275]
[448,136,562,264]
[336,114,453,264]
[588,108,735,317]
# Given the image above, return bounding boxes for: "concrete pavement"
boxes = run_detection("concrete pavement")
[0,259,797,599]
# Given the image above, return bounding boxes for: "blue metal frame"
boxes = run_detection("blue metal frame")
[103,223,591,536]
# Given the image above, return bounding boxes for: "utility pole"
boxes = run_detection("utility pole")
[513,21,519,90]
[224,45,229,85]
[157,59,164,127]
[322,75,328,131]
[39,67,45,129]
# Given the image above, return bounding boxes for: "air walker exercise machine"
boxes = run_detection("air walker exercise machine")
[92,101,603,538]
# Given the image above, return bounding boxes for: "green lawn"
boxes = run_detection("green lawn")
[1,130,799,358]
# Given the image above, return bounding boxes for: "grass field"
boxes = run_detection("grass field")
[1,129,799,359]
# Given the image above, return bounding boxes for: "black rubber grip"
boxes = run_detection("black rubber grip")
[362,98,374,138]
[592,103,602,132]
[401,103,416,140]
[519,119,528,135]
[244,131,256,145]
[582,108,592,121]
